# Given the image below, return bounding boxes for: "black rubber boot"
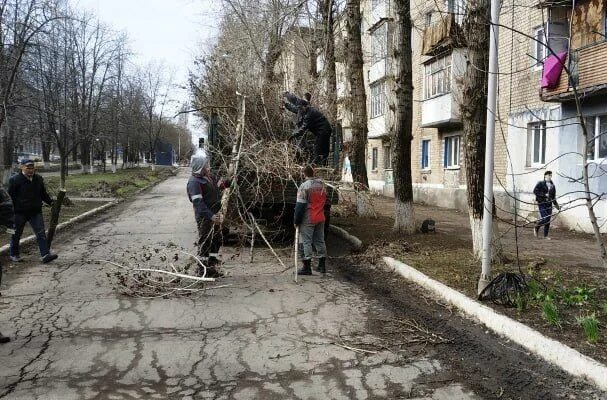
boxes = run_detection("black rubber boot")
[0,332,10,344]
[298,260,312,275]
[317,257,326,274]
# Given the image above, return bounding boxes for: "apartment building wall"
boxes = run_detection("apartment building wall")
[504,0,607,233]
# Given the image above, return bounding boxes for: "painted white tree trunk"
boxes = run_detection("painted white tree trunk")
[82,164,91,174]
[470,215,483,260]
[44,161,50,169]
[2,167,12,185]
[356,192,375,217]
[394,199,415,234]
[151,163,156,172]
[111,163,117,173]
[470,215,503,261]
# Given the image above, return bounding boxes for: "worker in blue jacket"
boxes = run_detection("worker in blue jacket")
[187,152,227,277]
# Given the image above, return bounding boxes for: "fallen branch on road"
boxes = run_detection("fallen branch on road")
[97,245,223,298]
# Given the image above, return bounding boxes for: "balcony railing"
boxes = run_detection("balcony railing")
[541,40,607,102]
[421,14,463,56]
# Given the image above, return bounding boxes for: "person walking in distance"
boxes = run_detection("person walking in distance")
[187,152,228,277]
[8,159,58,264]
[294,165,328,275]
[533,170,560,240]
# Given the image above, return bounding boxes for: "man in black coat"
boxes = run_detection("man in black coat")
[533,170,560,239]
[8,159,58,263]
[286,97,332,166]
[0,184,14,343]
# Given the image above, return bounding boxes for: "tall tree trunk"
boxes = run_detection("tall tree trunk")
[460,0,501,259]
[345,0,369,196]
[392,0,415,234]
[1,132,14,185]
[322,0,338,126]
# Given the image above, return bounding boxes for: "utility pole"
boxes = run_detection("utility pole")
[478,0,500,295]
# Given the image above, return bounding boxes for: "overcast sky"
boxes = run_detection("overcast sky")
[76,0,220,141]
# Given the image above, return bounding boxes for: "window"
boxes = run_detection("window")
[370,81,385,118]
[446,0,465,24]
[534,26,547,67]
[584,116,607,161]
[425,11,433,28]
[383,146,392,170]
[533,23,568,68]
[443,136,460,168]
[421,139,431,169]
[371,23,387,64]
[526,122,547,166]
[371,147,379,170]
[424,55,452,99]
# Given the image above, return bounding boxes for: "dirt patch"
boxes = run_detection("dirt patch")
[332,196,607,367]
[329,237,605,399]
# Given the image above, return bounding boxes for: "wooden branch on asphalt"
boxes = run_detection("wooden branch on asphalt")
[47,189,66,249]
[248,213,287,269]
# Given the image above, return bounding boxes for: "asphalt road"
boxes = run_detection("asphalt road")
[0,169,600,399]
[0,169,482,399]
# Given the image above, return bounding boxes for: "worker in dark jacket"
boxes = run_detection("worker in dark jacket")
[0,184,14,344]
[187,152,227,277]
[294,165,328,275]
[533,170,560,239]
[288,99,332,166]
[283,91,314,161]
[283,91,312,127]
[8,159,58,264]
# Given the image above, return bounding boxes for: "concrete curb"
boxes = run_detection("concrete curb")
[328,224,363,250]
[0,201,120,256]
[383,256,607,391]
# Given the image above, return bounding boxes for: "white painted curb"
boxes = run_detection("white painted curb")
[329,225,363,250]
[0,201,120,256]
[383,256,607,391]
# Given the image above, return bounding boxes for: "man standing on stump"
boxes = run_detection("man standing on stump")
[187,152,227,277]
[294,165,328,275]
[8,159,58,264]
[533,170,560,240]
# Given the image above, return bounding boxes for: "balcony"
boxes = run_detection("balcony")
[368,59,387,83]
[541,41,607,102]
[421,14,463,56]
[421,93,461,128]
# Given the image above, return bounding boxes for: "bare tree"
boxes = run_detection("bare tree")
[344,0,369,194]
[392,0,415,233]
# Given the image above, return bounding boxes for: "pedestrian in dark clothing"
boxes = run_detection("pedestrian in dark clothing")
[187,152,228,277]
[533,170,560,239]
[287,98,332,166]
[294,165,328,275]
[0,184,14,344]
[8,160,58,263]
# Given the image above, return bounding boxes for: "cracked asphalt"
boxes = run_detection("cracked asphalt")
[0,169,593,399]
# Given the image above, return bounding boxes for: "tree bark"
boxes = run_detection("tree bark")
[460,0,502,259]
[321,0,338,126]
[345,0,369,192]
[392,0,415,234]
